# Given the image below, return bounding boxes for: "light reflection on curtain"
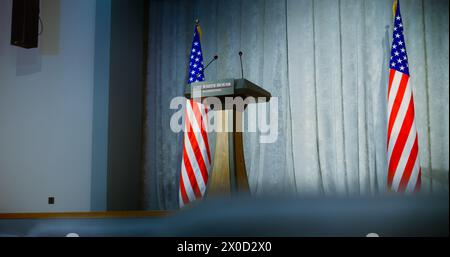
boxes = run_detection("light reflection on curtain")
[143,0,449,210]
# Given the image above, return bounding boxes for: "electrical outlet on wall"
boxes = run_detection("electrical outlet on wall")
[48,197,55,205]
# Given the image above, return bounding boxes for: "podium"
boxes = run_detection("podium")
[185,79,271,197]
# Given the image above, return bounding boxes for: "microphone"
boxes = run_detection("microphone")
[239,51,244,79]
[197,55,218,78]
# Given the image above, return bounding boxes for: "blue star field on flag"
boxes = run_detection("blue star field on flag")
[188,25,205,84]
[390,2,410,76]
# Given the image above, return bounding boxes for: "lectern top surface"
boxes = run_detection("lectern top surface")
[184,78,271,100]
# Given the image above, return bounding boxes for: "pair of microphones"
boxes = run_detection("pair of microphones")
[197,51,245,79]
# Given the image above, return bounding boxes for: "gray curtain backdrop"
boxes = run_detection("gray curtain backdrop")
[143,0,449,210]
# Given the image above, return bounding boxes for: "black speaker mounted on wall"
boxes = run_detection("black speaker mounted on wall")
[11,0,40,49]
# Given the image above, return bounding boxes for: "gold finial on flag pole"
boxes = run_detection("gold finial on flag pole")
[393,0,398,17]
[195,19,202,40]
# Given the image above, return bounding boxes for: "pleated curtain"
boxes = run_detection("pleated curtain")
[143,0,449,210]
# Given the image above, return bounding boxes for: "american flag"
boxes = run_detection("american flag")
[387,0,421,193]
[179,22,212,207]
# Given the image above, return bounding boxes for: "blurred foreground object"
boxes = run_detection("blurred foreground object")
[0,195,447,237]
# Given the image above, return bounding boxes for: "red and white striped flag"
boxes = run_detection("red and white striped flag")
[179,22,212,207]
[387,0,421,193]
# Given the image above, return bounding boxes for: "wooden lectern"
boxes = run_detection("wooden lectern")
[185,79,271,197]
